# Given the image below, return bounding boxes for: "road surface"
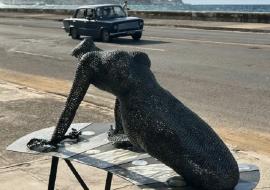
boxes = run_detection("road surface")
[0,18,270,189]
[0,18,270,154]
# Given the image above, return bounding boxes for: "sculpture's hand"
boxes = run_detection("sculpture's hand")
[27,138,57,153]
[108,125,145,152]
[27,128,82,153]
[64,128,82,141]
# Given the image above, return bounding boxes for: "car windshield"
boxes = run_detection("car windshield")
[96,6,126,19]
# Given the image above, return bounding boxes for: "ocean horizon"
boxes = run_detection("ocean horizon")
[0,1,270,12]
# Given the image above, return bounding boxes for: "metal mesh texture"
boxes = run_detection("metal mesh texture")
[50,38,239,190]
[51,37,126,144]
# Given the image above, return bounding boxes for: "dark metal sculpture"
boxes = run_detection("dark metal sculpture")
[28,38,239,190]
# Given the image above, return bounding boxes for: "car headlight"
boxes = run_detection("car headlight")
[113,24,118,31]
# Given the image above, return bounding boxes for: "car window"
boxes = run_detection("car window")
[96,6,126,19]
[86,9,94,19]
[102,7,114,19]
[76,8,86,19]
[96,8,102,19]
[113,6,126,17]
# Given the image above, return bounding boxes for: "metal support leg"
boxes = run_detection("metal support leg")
[65,159,89,190]
[48,156,59,190]
[105,172,113,190]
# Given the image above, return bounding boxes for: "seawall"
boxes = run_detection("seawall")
[129,10,270,23]
[0,8,269,23]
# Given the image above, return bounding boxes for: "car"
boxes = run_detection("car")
[62,4,144,42]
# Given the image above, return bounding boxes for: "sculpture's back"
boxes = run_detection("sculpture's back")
[116,57,239,190]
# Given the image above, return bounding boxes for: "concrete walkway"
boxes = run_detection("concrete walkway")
[1,81,270,189]
[0,11,270,33]
[0,158,138,190]
[0,80,137,190]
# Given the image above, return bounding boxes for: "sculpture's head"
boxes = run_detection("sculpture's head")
[71,37,101,59]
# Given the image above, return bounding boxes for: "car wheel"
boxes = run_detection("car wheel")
[132,32,142,41]
[71,28,80,39]
[101,29,111,42]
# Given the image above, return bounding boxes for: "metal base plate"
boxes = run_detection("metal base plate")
[7,123,260,190]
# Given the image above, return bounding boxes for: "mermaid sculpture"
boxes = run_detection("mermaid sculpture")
[28,38,239,190]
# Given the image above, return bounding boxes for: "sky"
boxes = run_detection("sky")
[183,0,270,4]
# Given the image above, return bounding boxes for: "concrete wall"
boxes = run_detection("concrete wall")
[0,8,74,15]
[0,8,270,23]
[129,10,270,23]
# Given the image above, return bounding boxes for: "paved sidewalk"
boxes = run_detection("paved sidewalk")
[0,158,137,190]
[0,11,270,33]
[1,81,270,189]
[0,80,137,190]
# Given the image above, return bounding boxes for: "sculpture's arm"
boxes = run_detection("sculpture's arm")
[114,98,124,134]
[48,38,102,144]
[109,98,142,151]
[50,61,92,145]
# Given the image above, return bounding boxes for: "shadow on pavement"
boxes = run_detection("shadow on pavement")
[110,37,170,46]
[77,36,170,46]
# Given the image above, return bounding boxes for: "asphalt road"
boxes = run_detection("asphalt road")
[0,18,270,134]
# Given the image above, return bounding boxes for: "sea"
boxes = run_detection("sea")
[0,1,270,12]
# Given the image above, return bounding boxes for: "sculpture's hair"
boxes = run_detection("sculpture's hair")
[71,37,101,59]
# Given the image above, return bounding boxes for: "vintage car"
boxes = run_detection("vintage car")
[63,4,144,42]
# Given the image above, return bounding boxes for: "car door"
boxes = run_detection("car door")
[72,8,86,35]
[71,8,86,35]
[82,8,99,38]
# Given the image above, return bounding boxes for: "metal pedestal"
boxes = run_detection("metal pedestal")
[48,156,112,190]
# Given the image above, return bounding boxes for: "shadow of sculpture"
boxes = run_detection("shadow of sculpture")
[73,36,170,46]
[110,37,170,46]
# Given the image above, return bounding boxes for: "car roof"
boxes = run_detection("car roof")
[78,4,121,9]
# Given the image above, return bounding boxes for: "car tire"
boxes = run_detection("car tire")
[132,32,142,41]
[101,29,111,42]
[71,28,80,39]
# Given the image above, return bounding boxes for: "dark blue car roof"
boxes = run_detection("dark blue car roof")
[78,4,121,9]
